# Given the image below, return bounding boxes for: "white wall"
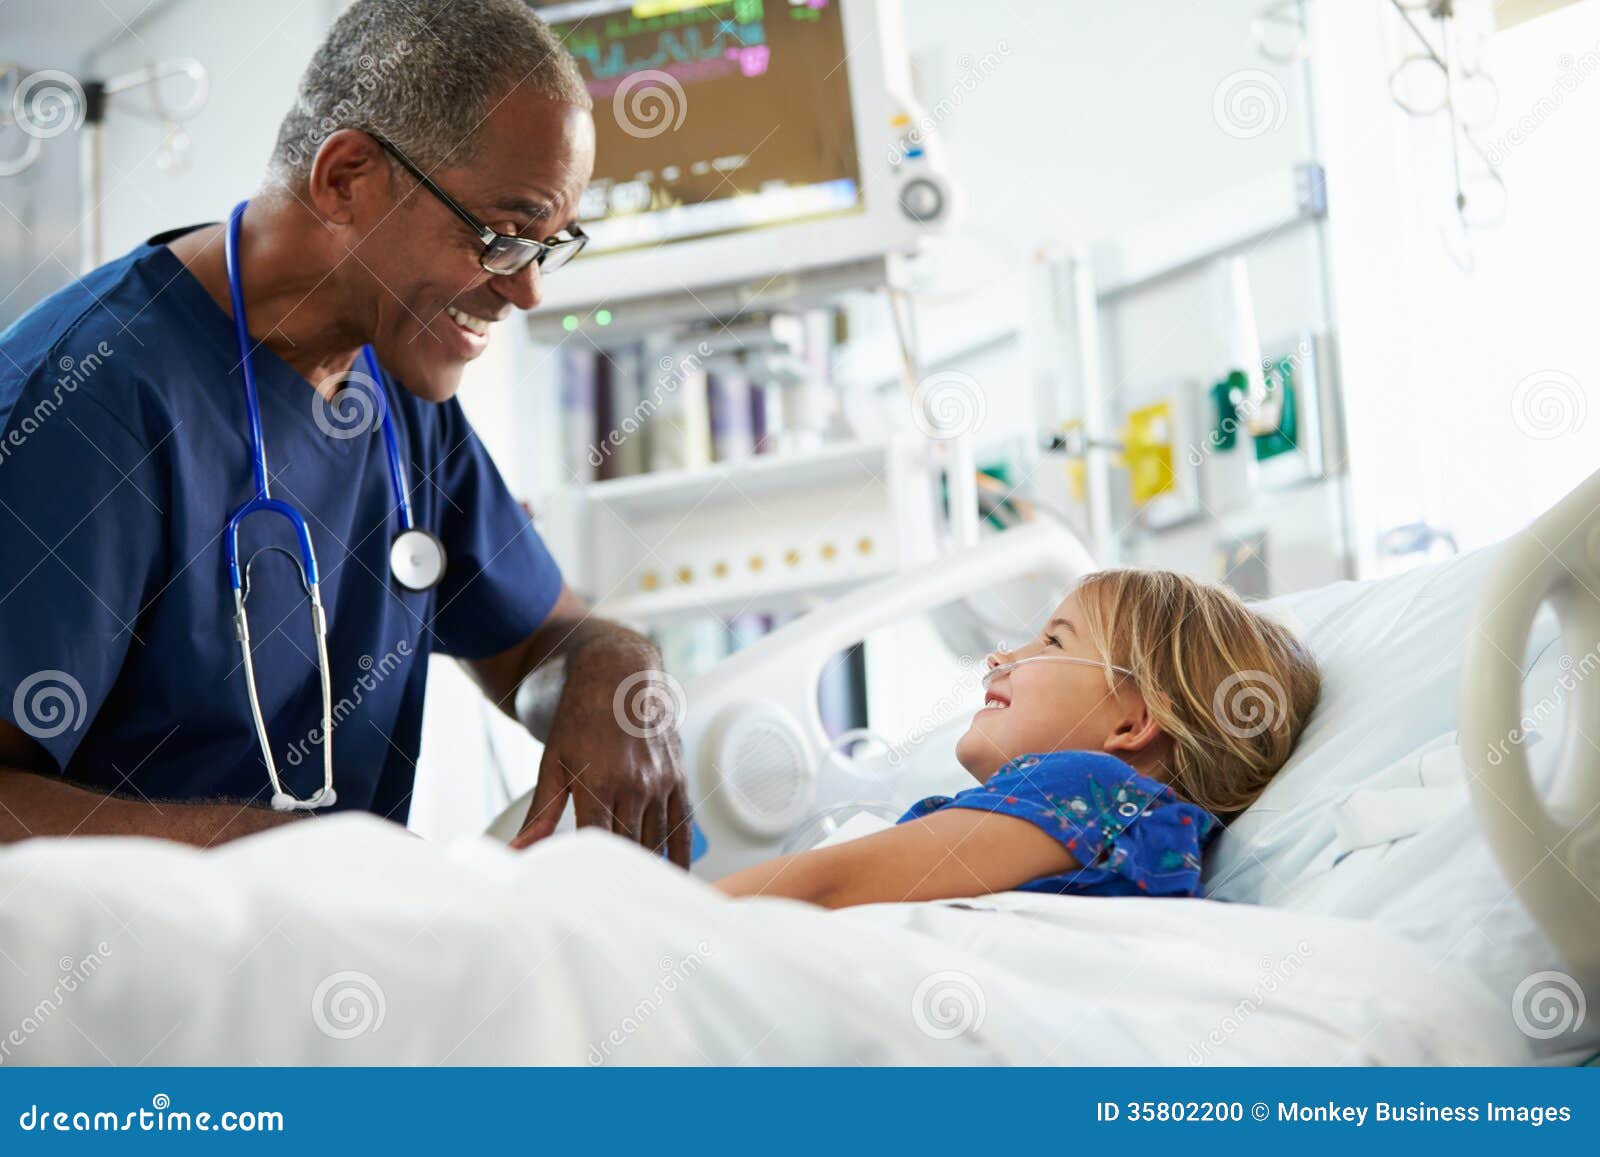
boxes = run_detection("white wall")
[839,0,1315,405]
[1314,0,1600,568]
[834,0,1343,593]
[87,1,339,263]
[0,128,80,331]
[871,0,1600,587]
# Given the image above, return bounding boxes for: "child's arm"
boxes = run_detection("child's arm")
[714,808,1079,908]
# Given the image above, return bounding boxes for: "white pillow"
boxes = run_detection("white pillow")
[1207,546,1552,896]
[1208,547,1592,1062]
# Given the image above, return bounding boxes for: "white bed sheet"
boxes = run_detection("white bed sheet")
[0,816,1522,1065]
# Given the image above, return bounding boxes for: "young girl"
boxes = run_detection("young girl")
[716,569,1321,908]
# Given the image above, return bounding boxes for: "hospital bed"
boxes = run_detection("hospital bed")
[2,471,1598,1065]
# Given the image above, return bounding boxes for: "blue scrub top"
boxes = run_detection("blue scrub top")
[0,228,564,821]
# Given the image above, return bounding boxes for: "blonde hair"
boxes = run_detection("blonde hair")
[1072,569,1321,818]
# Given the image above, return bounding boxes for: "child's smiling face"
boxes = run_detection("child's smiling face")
[954,592,1155,782]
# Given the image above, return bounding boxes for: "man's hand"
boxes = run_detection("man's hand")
[467,585,693,867]
[510,640,691,865]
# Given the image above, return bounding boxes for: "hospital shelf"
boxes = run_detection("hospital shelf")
[596,568,891,627]
[583,438,893,519]
[546,435,936,629]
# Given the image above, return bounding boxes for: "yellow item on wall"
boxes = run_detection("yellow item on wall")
[1061,420,1088,504]
[1123,402,1177,506]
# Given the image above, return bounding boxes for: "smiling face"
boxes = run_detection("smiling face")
[955,591,1165,782]
[338,90,595,401]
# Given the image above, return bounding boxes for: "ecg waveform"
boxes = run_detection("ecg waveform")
[568,20,767,82]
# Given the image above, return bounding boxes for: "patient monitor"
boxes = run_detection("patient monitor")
[528,0,954,333]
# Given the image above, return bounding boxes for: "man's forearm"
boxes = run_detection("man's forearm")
[0,768,301,847]
[512,626,659,742]
[522,605,658,691]
[469,585,662,737]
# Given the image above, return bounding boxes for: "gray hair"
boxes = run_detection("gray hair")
[270,0,590,184]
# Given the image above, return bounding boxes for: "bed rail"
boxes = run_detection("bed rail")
[487,520,1099,872]
[1460,467,1600,982]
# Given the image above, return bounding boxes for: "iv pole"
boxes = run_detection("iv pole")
[1,58,208,273]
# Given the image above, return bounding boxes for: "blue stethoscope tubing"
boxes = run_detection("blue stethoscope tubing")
[221,199,444,811]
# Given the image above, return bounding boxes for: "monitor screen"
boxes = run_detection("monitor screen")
[535,0,864,258]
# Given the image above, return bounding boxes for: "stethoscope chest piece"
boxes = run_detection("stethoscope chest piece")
[390,528,447,592]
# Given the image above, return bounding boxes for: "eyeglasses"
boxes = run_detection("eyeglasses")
[368,131,587,277]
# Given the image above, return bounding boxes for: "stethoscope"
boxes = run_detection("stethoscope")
[222,199,447,811]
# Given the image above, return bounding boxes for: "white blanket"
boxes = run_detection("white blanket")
[0,816,1524,1065]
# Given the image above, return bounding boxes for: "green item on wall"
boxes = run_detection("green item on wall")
[1207,370,1249,452]
[1207,361,1301,463]
[1253,355,1300,461]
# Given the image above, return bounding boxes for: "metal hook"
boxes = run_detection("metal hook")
[1251,0,1309,65]
[0,63,44,178]
[1385,0,1505,263]
[103,58,209,120]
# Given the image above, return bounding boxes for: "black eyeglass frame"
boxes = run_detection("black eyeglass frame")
[367,131,587,276]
